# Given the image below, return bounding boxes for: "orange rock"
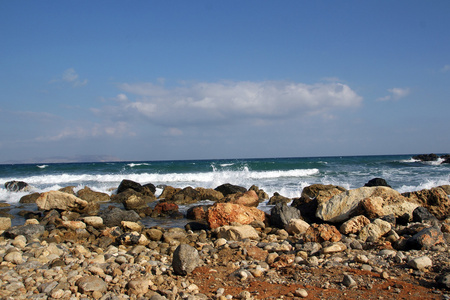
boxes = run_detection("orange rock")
[304,223,341,243]
[206,203,266,229]
[229,190,260,207]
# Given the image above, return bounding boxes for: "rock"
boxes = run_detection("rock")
[0,216,11,230]
[317,186,417,223]
[439,185,450,195]
[150,295,168,300]
[412,206,439,224]
[82,216,104,228]
[215,225,259,240]
[121,221,143,232]
[291,184,346,223]
[285,218,310,235]
[229,190,260,207]
[358,219,391,242]
[61,220,86,230]
[19,192,41,204]
[437,273,450,289]
[77,186,110,202]
[402,187,450,220]
[304,223,341,243]
[145,228,163,241]
[153,201,179,216]
[128,278,149,295]
[195,187,224,201]
[340,215,370,234]
[364,178,391,188]
[186,205,210,220]
[118,232,149,246]
[123,194,149,210]
[172,244,201,275]
[408,256,432,270]
[342,274,357,287]
[361,197,384,219]
[117,179,143,194]
[36,190,99,215]
[214,183,247,196]
[249,185,269,200]
[100,207,141,227]
[322,242,347,254]
[270,202,302,229]
[294,288,308,298]
[158,185,181,200]
[406,226,445,249]
[5,180,30,192]
[4,224,45,240]
[412,153,439,162]
[268,192,291,205]
[207,203,266,229]
[4,251,24,264]
[76,276,108,293]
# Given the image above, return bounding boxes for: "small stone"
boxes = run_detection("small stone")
[295,288,308,298]
[342,274,357,287]
[381,271,389,279]
[172,244,201,275]
[4,251,24,264]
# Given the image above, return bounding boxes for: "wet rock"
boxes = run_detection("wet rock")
[249,185,269,201]
[340,215,370,234]
[5,180,30,192]
[412,153,439,162]
[153,201,179,216]
[270,202,301,229]
[214,183,247,196]
[364,178,391,188]
[215,225,259,241]
[195,187,224,202]
[304,223,341,243]
[207,203,266,229]
[172,244,201,275]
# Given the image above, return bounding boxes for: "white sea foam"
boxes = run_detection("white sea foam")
[127,163,150,168]
[37,165,48,169]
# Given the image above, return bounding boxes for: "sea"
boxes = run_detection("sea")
[1,154,449,227]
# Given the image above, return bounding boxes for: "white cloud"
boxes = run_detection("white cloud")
[114,80,362,127]
[377,87,410,101]
[51,68,88,87]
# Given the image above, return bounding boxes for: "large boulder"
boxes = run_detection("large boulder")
[406,226,445,250]
[268,193,291,205]
[412,153,439,162]
[0,217,11,231]
[19,192,41,204]
[270,202,302,229]
[249,185,269,200]
[206,203,266,229]
[402,187,450,220]
[214,183,247,196]
[291,184,346,223]
[36,191,100,215]
[76,186,110,202]
[171,187,201,204]
[316,186,418,223]
[158,186,181,200]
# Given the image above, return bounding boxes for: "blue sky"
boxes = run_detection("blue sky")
[1,1,449,163]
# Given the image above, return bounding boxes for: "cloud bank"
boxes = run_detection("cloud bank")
[107,80,362,128]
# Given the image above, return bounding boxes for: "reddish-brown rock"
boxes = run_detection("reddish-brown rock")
[206,203,266,229]
[153,202,179,215]
[339,215,370,234]
[304,223,342,243]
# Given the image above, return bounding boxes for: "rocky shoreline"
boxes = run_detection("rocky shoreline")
[0,178,450,299]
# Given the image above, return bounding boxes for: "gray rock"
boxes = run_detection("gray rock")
[342,274,357,287]
[408,256,432,270]
[437,273,450,290]
[172,244,201,275]
[100,207,141,227]
[270,202,301,228]
[4,224,45,240]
